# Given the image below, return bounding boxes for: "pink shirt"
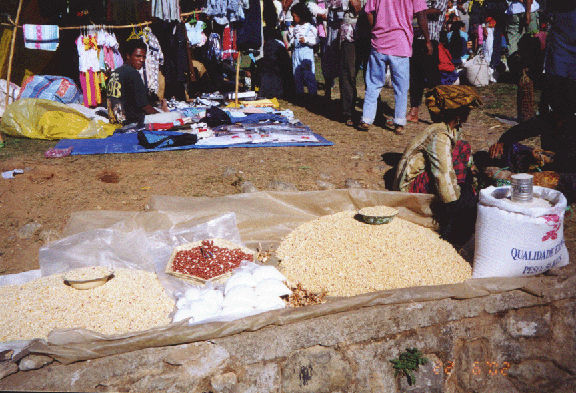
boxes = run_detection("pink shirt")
[365,0,427,57]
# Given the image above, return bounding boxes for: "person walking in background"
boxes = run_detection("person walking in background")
[358,0,432,135]
[482,0,508,79]
[288,2,319,100]
[505,0,540,60]
[339,0,371,126]
[457,0,470,32]
[309,0,342,101]
[467,0,484,53]
[407,0,448,124]
[483,16,497,81]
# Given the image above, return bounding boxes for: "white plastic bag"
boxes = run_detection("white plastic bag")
[252,265,287,283]
[224,271,257,294]
[463,54,490,87]
[221,285,258,307]
[255,279,292,297]
[255,295,286,312]
[472,186,569,278]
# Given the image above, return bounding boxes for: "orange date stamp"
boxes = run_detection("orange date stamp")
[433,361,511,376]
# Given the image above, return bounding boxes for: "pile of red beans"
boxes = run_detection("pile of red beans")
[171,240,253,280]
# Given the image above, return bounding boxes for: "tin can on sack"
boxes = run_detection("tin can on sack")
[511,173,534,203]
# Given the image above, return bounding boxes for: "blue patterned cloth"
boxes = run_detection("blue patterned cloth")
[23,25,59,51]
[19,75,82,104]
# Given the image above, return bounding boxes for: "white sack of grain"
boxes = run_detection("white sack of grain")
[176,297,192,309]
[463,54,490,87]
[255,279,292,298]
[255,295,286,312]
[235,261,258,274]
[173,308,195,323]
[473,186,569,278]
[252,265,287,284]
[184,287,202,302]
[224,272,257,294]
[192,313,222,324]
[218,305,258,320]
[201,288,224,307]
[187,301,222,320]
[221,285,258,308]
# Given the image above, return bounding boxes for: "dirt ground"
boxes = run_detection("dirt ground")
[1,80,574,275]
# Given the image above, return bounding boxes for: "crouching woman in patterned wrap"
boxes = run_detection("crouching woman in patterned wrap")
[393,86,483,247]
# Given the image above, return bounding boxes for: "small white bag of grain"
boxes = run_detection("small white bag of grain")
[219,305,258,320]
[255,295,286,312]
[224,271,257,294]
[251,265,287,283]
[186,300,222,322]
[254,279,292,297]
[473,186,570,278]
[221,285,258,308]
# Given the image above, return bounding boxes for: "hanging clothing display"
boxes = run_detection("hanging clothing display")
[185,21,208,47]
[151,0,181,21]
[205,0,245,25]
[237,0,262,50]
[77,34,101,107]
[142,27,165,94]
[24,25,59,51]
[222,25,238,60]
[152,22,190,100]
[206,33,223,64]
[101,32,124,70]
[76,29,123,107]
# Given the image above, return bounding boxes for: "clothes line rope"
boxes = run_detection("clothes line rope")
[0,10,203,31]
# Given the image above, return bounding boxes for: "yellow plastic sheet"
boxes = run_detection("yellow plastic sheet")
[0,98,118,139]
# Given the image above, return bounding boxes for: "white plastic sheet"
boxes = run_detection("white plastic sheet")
[38,212,244,299]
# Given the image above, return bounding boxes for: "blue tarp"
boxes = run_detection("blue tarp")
[54,131,333,155]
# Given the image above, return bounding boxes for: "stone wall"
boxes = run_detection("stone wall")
[2,265,575,392]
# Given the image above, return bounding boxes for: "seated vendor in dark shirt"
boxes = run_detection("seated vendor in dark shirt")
[487,76,576,201]
[107,39,168,125]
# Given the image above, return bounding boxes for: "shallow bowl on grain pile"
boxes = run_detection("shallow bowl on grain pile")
[358,206,399,225]
[63,268,115,290]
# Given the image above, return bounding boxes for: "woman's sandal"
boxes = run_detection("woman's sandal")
[407,115,419,123]
[358,122,370,131]
[345,118,354,127]
[385,117,395,128]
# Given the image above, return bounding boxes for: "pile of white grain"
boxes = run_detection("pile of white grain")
[0,268,175,342]
[276,211,472,297]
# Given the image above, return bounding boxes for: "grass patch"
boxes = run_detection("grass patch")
[0,135,56,160]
